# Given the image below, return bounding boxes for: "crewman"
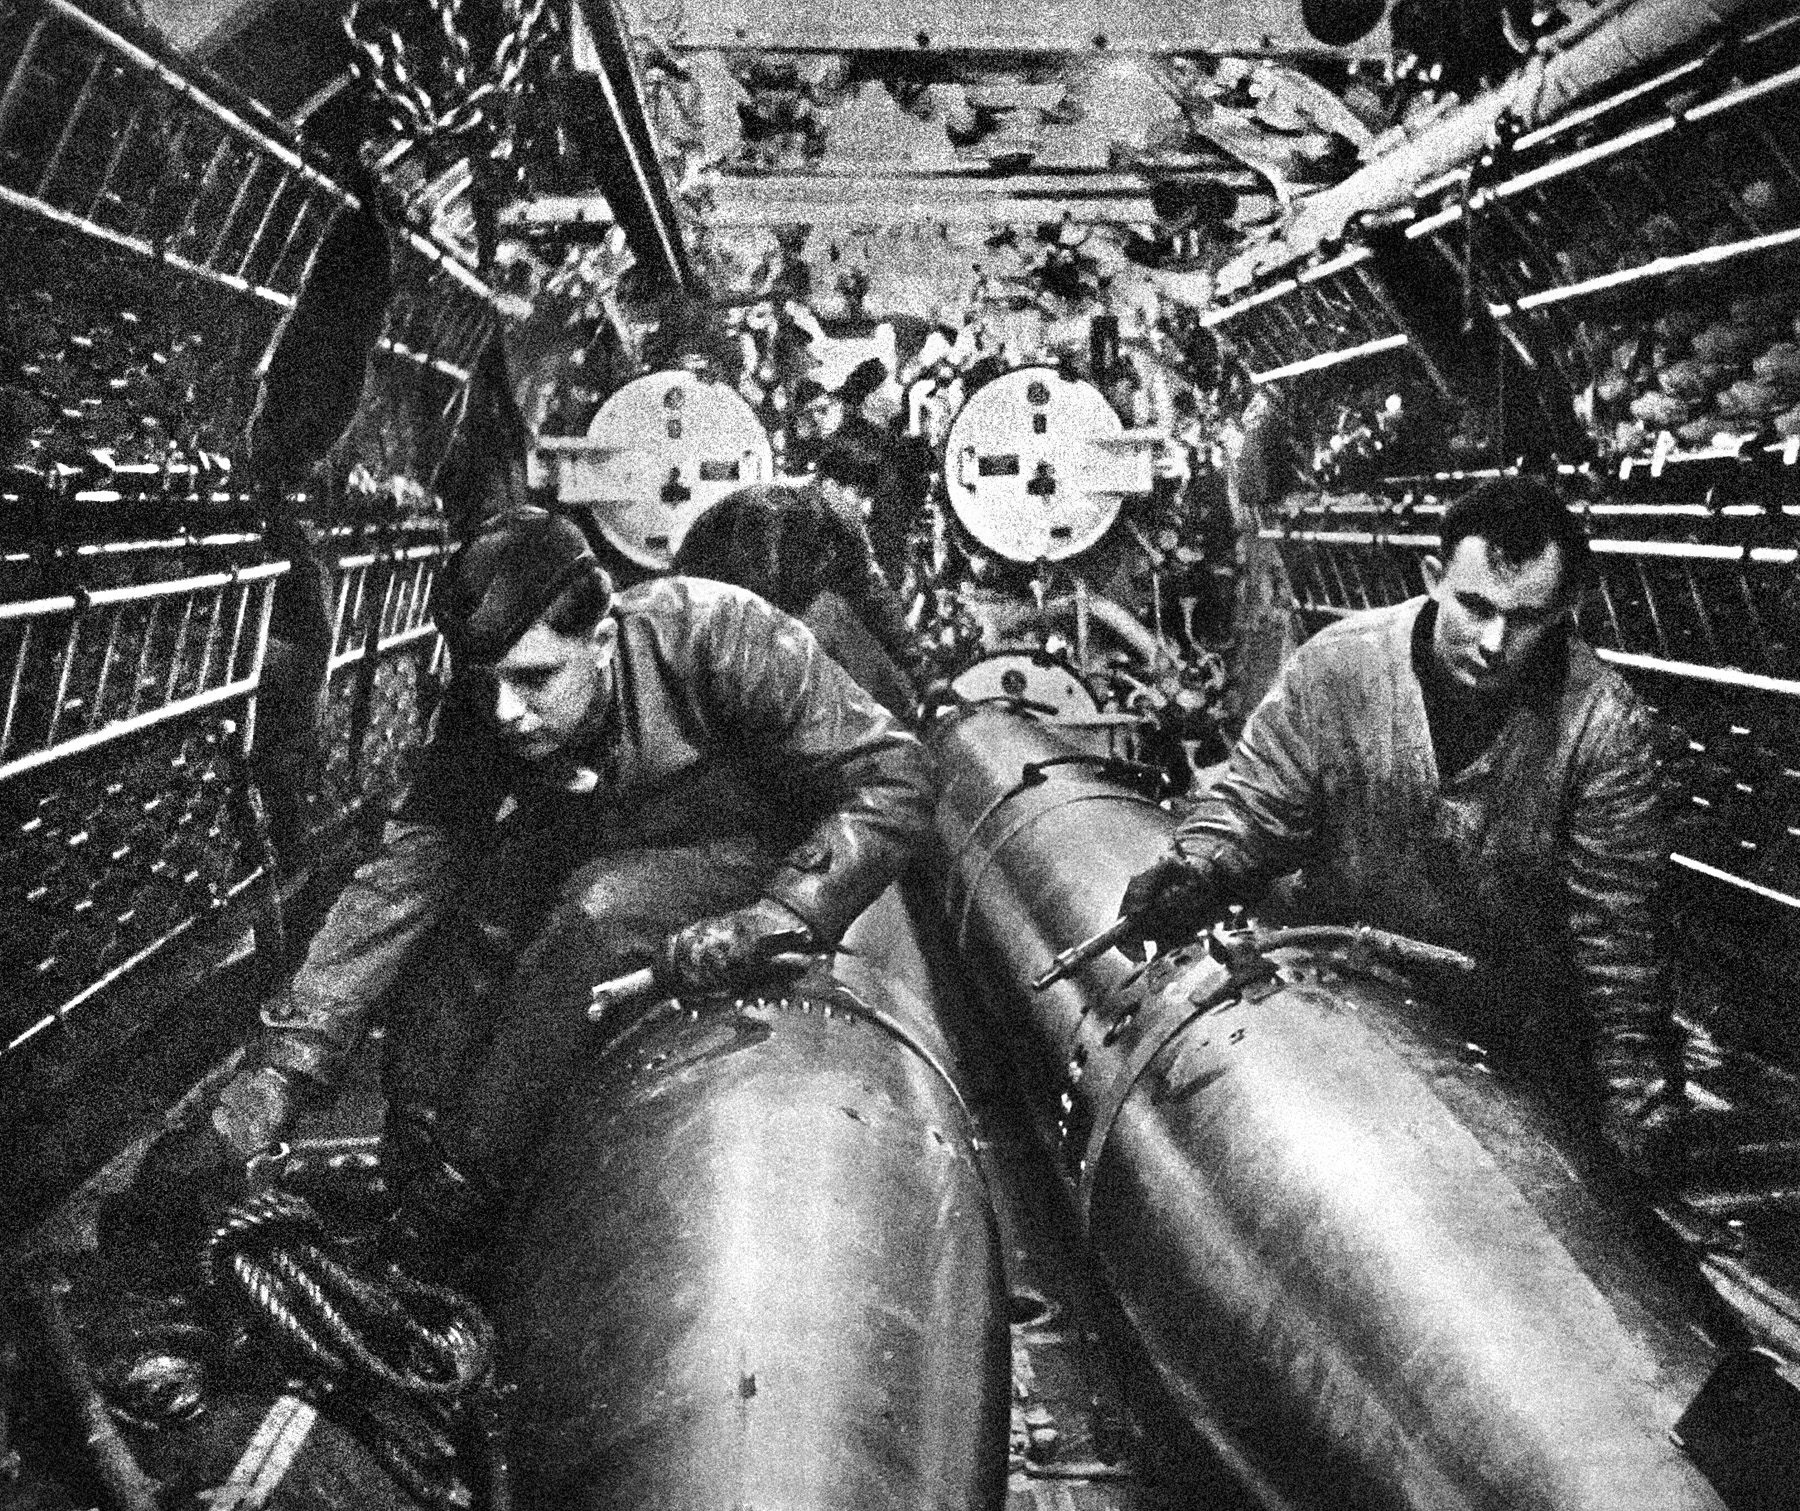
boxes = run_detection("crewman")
[1115,477,1687,1174]
[673,482,918,717]
[188,506,935,1240]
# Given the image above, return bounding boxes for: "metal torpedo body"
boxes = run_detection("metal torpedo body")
[929,705,1750,1511]
[490,882,1010,1510]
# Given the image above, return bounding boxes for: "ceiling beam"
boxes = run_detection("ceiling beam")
[663,0,1389,55]
[570,0,697,293]
[702,173,1159,226]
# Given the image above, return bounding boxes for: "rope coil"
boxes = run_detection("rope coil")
[200,1190,495,1399]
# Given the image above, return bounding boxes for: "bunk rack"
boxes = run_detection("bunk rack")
[1400,8,1800,463]
[354,249,500,489]
[1199,245,1426,388]
[1405,16,1800,322]
[0,0,503,500]
[309,527,448,841]
[0,542,286,1061]
[0,0,352,308]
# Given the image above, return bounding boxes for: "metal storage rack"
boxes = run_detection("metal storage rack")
[1405,21,1800,324]
[0,550,286,1059]
[1401,10,1800,461]
[351,246,500,487]
[1262,492,1442,623]
[0,0,503,500]
[1201,246,1421,387]
[0,0,353,310]
[309,531,448,841]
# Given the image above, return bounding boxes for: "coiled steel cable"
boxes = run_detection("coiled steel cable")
[200,1189,509,1511]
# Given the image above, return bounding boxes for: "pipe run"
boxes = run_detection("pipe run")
[1217,0,1757,295]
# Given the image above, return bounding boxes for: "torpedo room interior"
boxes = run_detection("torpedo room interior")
[2,0,1800,1507]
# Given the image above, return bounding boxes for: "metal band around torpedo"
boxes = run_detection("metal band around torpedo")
[824,985,980,1139]
[952,791,1165,954]
[1074,967,1241,1228]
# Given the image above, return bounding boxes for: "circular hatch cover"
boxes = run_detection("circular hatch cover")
[572,371,773,570]
[943,367,1134,564]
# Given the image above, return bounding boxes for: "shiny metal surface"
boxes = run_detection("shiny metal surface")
[930,706,1732,1511]
[492,885,1009,1511]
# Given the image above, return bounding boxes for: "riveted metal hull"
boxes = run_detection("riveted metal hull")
[930,707,1729,1511]
[489,884,1009,1511]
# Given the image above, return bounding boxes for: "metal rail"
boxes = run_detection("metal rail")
[1203,246,1415,386]
[1245,334,1411,386]
[1500,225,1800,317]
[4,865,266,1054]
[1594,649,1800,699]
[325,544,446,671]
[0,563,287,782]
[1671,853,1800,912]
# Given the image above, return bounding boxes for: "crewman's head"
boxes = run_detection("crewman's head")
[1422,478,1590,696]
[674,481,875,619]
[437,509,616,760]
[813,437,883,525]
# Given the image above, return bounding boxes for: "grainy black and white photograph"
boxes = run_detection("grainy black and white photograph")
[1,0,1798,1505]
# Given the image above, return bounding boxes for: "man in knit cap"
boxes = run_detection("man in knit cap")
[200,506,935,1231]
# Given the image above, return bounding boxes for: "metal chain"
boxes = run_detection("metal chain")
[343,0,554,156]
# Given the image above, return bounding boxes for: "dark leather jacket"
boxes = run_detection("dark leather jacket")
[262,577,935,1086]
[1171,597,1679,1104]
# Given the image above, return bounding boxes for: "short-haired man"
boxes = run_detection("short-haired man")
[1117,477,1685,1174]
[207,507,935,1219]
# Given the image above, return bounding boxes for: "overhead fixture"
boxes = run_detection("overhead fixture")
[1301,0,1388,46]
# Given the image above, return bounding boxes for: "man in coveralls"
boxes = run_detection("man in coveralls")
[203,506,935,1230]
[1115,477,1686,1175]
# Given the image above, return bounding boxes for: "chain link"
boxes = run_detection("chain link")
[343,0,554,157]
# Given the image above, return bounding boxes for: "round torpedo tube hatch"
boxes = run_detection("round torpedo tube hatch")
[944,367,1154,564]
[535,369,774,570]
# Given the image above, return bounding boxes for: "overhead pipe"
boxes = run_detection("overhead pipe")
[1219,0,1757,295]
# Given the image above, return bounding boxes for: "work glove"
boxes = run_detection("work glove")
[212,1063,305,1162]
[1602,1078,1690,1185]
[657,897,816,996]
[1114,853,1218,962]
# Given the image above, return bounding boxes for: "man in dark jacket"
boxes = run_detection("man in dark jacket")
[673,482,918,717]
[1117,477,1685,1174]
[209,507,935,1205]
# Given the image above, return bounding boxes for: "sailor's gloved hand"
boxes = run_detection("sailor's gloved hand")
[1602,1079,1689,1183]
[657,897,815,996]
[1114,853,1217,962]
[212,1062,305,1162]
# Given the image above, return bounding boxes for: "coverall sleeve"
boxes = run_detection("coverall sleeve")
[698,590,935,943]
[1564,699,1682,1101]
[1169,648,1325,895]
[257,690,500,1088]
